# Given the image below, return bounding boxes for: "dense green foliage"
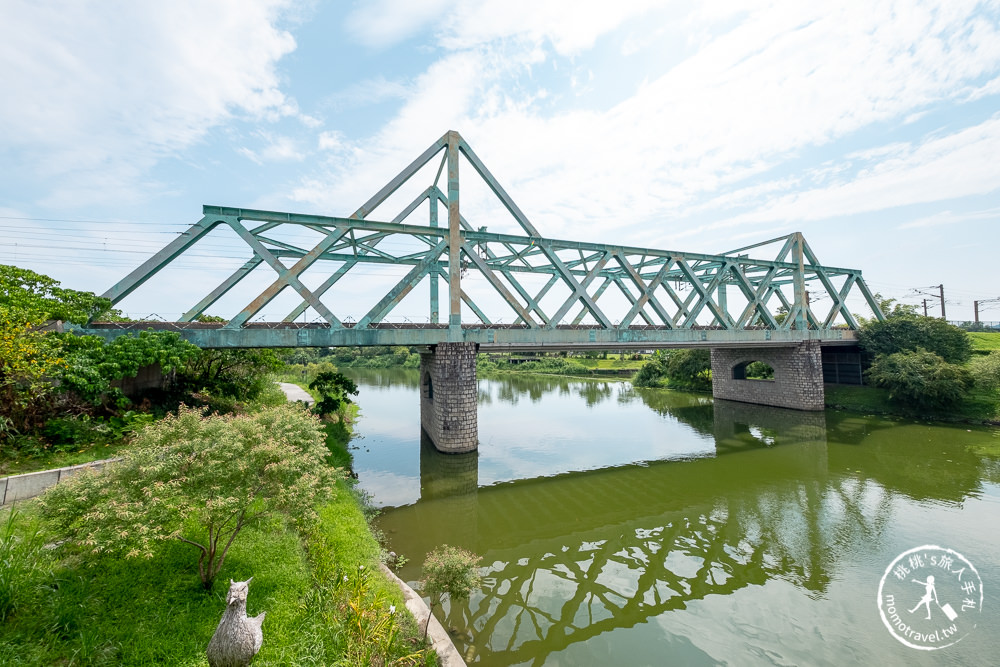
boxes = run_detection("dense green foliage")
[0,264,113,324]
[0,497,430,666]
[176,348,284,406]
[633,349,711,389]
[330,346,421,369]
[865,348,972,410]
[857,314,971,363]
[1,266,293,466]
[39,404,341,590]
[744,360,775,379]
[310,370,360,417]
[56,330,200,407]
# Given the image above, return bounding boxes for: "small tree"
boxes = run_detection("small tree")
[865,348,971,410]
[309,371,359,419]
[40,403,341,590]
[420,545,482,641]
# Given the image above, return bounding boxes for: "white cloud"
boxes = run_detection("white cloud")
[897,206,1000,229]
[436,0,662,56]
[0,0,299,205]
[297,0,1000,247]
[239,133,306,165]
[344,0,454,48]
[345,0,660,54]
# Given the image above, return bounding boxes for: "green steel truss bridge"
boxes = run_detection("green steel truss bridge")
[81,131,883,350]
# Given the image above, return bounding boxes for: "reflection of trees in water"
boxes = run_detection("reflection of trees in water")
[621,386,717,437]
[484,374,621,407]
[442,475,894,666]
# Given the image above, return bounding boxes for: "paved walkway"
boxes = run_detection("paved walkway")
[278,382,314,406]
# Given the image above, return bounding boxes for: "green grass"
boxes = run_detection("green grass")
[569,355,646,370]
[0,483,431,666]
[970,331,1000,352]
[0,395,433,666]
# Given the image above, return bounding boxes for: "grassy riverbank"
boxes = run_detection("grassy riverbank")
[0,402,435,666]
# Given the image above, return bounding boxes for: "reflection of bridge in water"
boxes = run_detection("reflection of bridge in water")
[379,396,983,665]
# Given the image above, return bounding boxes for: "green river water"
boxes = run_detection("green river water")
[346,368,1000,666]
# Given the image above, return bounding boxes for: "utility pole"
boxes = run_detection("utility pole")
[975,300,980,324]
[923,299,928,317]
[938,284,946,319]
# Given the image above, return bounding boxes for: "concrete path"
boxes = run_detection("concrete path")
[278,382,314,406]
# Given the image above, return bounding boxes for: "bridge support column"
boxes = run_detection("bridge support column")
[419,342,479,453]
[710,341,824,411]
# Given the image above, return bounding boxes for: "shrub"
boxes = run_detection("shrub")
[969,350,1000,392]
[632,354,667,387]
[39,403,341,590]
[420,545,482,640]
[663,349,712,389]
[865,348,972,410]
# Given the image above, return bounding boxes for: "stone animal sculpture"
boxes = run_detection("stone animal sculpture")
[206,577,266,667]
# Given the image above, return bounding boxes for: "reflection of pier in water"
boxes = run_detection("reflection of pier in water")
[381,399,917,665]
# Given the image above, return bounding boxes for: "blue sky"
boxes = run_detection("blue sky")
[2,0,999,324]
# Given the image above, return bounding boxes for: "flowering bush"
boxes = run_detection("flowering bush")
[39,403,341,589]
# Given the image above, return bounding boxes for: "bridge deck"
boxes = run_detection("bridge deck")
[77,321,857,350]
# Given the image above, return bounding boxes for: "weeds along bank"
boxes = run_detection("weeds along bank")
[0,402,437,666]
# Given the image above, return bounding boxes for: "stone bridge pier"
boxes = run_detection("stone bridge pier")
[419,342,479,453]
[710,341,825,411]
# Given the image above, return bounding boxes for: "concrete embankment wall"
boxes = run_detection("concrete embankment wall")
[1,459,118,506]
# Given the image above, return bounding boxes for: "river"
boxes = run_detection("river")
[344,368,1000,666]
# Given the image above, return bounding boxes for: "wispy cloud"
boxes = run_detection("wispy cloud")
[0,0,301,205]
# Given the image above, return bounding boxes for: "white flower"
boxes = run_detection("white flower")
[359,565,365,570]
[389,605,396,614]
[343,575,348,582]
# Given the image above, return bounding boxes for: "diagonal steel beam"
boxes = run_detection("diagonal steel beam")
[458,136,540,237]
[615,253,674,326]
[571,277,611,325]
[675,259,734,328]
[351,133,448,220]
[355,239,449,329]
[543,247,613,328]
[181,257,262,322]
[507,272,556,326]
[462,242,538,327]
[100,215,222,306]
[609,277,656,326]
[224,220,342,328]
[731,264,780,329]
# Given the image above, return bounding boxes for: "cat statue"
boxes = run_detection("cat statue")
[206,577,266,667]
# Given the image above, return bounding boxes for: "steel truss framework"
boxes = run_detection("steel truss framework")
[83,131,883,349]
